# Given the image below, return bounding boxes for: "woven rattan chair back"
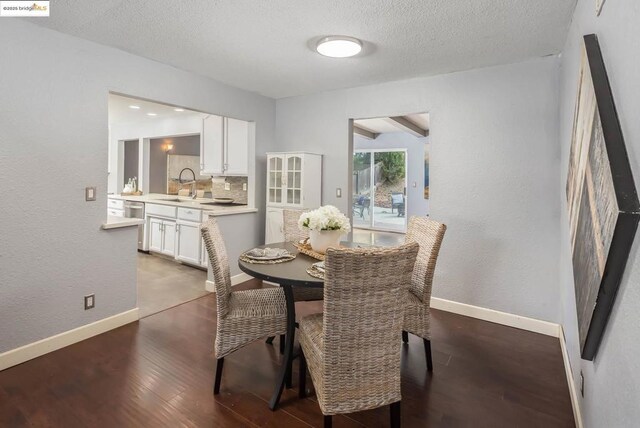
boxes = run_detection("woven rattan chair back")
[283,209,309,243]
[321,243,419,414]
[404,216,447,303]
[200,218,233,317]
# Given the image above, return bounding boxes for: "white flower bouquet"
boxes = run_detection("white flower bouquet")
[298,205,351,254]
[298,205,351,233]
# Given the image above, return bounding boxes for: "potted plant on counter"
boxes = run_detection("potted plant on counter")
[298,205,351,254]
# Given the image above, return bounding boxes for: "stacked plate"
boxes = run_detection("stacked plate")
[243,247,294,261]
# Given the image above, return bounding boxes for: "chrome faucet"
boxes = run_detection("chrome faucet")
[178,168,198,199]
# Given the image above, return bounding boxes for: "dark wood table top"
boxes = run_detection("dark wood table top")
[237,241,368,288]
[238,242,324,288]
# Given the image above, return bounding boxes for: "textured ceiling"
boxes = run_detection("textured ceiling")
[29,0,576,99]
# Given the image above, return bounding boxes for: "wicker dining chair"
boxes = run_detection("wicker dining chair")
[283,209,324,303]
[201,218,287,395]
[266,209,325,352]
[298,243,419,428]
[401,216,447,372]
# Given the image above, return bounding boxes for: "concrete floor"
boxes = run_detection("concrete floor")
[137,252,209,318]
[353,205,407,232]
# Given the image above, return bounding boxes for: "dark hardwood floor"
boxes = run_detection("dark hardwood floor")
[0,280,575,427]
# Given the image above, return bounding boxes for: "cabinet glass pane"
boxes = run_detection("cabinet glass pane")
[287,189,293,204]
[287,172,294,189]
[288,156,294,170]
[294,171,301,188]
[294,190,301,205]
[276,173,282,187]
[295,157,301,170]
[276,157,282,170]
[275,189,282,203]
[269,189,275,203]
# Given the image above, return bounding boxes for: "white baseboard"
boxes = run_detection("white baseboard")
[430,297,560,337]
[0,308,139,372]
[559,326,584,428]
[205,272,254,292]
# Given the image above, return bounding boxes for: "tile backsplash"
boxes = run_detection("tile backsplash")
[211,176,248,204]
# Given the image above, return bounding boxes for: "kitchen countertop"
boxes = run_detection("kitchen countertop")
[102,216,145,230]
[107,193,258,217]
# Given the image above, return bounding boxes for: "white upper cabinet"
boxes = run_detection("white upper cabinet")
[266,152,322,209]
[201,115,250,176]
[224,117,249,176]
[201,115,224,175]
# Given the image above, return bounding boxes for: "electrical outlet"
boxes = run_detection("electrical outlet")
[85,187,96,201]
[84,294,95,310]
[336,188,342,198]
[224,182,231,191]
[580,371,584,397]
[242,183,247,191]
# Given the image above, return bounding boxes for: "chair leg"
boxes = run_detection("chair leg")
[213,357,224,395]
[324,415,333,428]
[266,336,275,345]
[390,401,401,428]
[423,339,433,372]
[402,331,409,344]
[279,334,285,355]
[299,350,307,398]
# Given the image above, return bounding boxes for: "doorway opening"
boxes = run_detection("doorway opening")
[350,114,429,240]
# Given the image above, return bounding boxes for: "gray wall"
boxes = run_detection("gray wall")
[149,135,200,194]
[276,57,561,322]
[354,132,430,217]
[558,0,640,426]
[123,139,139,187]
[0,20,275,354]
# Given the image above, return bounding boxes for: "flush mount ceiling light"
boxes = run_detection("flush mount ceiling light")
[129,105,140,109]
[174,108,184,112]
[147,112,157,117]
[316,36,362,58]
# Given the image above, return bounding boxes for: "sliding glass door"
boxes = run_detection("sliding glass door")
[352,149,407,233]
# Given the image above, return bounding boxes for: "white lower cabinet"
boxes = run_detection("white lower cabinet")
[176,221,202,265]
[265,207,285,244]
[146,205,208,268]
[148,217,176,257]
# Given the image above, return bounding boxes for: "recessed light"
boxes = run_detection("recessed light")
[147,112,157,116]
[316,36,362,58]
[174,108,184,112]
[129,105,140,109]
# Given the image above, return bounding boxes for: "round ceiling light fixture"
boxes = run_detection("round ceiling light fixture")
[316,36,362,58]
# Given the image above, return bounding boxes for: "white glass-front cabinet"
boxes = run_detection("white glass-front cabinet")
[266,153,321,208]
[201,115,250,176]
[265,152,322,243]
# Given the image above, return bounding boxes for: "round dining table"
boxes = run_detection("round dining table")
[238,241,361,410]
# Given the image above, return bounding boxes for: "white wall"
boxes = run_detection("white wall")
[353,132,430,217]
[558,0,640,426]
[276,57,561,322]
[0,20,275,354]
